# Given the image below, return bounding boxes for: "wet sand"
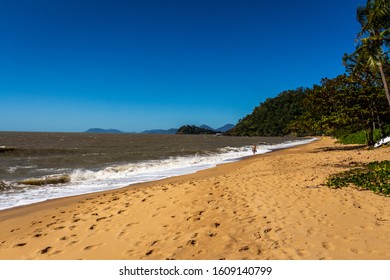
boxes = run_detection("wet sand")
[0,137,389,260]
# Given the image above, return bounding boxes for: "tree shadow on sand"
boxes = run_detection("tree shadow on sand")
[313,145,366,152]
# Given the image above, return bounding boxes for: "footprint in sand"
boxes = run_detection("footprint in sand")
[40,246,52,254]
[50,250,62,255]
[321,241,335,251]
[253,232,262,239]
[213,222,221,228]
[296,249,307,257]
[239,245,249,252]
[126,249,134,255]
[172,232,182,241]
[269,241,280,249]
[263,228,272,234]
[351,248,359,254]
[54,226,65,230]
[146,250,153,256]
[126,222,139,227]
[84,244,102,251]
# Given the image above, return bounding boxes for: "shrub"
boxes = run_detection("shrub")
[336,125,390,145]
[326,160,390,195]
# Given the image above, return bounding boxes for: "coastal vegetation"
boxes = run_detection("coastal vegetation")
[228,0,389,196]
[229,0,389,147]
[176,125,217,134]
[175,124,235,134]
[343,0,390,107]
[227,88,308,136]
[336,126,390,145]
[326,160,390,195]
[290,73,389,145]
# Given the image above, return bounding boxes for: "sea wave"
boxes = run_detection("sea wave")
[70,147,251,184]
[0,138,316,210]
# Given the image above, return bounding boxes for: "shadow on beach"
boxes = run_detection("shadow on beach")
[313,145,366,152]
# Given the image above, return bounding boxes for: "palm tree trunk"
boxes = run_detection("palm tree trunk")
[378,61,390,107]
[365,127,374,146]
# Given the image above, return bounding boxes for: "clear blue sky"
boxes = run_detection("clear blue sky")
[0,0,365,132]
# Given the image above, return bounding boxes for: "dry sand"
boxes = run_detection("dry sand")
[0,137,389,260]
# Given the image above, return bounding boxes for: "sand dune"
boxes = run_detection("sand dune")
[0,137,389,260]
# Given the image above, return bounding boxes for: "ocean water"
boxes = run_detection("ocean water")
[0,132,316,210]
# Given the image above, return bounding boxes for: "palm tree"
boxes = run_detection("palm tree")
[344,0,390,106]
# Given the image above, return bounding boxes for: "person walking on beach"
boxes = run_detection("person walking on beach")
[252,144,257,155]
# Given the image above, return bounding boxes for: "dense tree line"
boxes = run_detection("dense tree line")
[176,125,216,134]
[229,0,389,146]
[290,73,389,145]
[227,88,308,136]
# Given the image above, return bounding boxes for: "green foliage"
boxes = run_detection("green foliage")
[176,125,216,135]
[326,160,390,195]
[229,73,389,142]
[290,1,389,142]
[344,0,390,106]
[228,88,308,136]
[228,1,390,143]
[336,130,367,145]
[291,75,358,135]
[337,126,390,144]
[291,74,390,145]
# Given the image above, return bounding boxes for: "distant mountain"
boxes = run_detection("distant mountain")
[84,124,235,135]
[141,128,178,134]
[175,124,236,135]
[85,128,125,134]
[216,124,235,132]
[176,125,216,135]
[198,124,236,132]
[199,124,215,131]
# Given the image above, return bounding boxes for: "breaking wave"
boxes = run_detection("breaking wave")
[0,138,316,210]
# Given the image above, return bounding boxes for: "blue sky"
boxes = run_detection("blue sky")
[0,0,365,132]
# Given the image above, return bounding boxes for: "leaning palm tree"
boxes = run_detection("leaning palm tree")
[344,0,390,106]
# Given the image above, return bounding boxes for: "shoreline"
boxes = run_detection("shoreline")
[0,137,389,259]
[0,143,283,219]
[0,137,316,211]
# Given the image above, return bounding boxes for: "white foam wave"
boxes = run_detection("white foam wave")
[7,165,37,173]
[0,138,316,210]
[71,151,245,184]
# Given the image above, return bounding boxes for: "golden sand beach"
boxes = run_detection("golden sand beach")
[0,137,389,260]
